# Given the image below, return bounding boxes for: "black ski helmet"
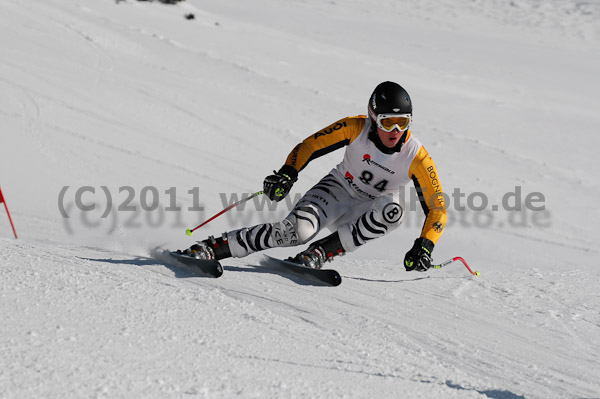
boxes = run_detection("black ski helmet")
[368,81,412,123]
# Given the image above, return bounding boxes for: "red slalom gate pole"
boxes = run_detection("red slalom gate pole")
[0,186,18,239]
[432,256,479,276]
[185,191,264,236]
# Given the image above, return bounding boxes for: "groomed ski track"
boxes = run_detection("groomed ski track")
[1,238,598,398]
[1,0,599,397]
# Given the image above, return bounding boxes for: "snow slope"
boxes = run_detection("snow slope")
[1,0,599,398]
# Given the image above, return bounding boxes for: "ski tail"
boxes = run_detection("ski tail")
[169,251,224,278]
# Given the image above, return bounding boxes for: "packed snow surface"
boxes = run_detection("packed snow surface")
[1,0,599,398]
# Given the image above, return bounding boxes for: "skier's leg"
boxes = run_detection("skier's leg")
[290,192,406,267]
[186,219,300,260]
[224,218,297,258]
[337,193,405,253]
[285,171,359,245]
[193,172,354,260]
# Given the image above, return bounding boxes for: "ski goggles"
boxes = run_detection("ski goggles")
[375,113,412,132]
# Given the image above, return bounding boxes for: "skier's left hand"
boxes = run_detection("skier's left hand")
[404,237,434,272]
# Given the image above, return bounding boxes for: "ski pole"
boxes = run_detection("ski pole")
[431,256,480,276]
[185,191,264,236]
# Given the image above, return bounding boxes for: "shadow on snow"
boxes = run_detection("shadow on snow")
[80,253,336,286]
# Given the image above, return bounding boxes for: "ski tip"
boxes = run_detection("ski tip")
[330,272,342,286]
[214,262,224,277]
[265,255,342,286]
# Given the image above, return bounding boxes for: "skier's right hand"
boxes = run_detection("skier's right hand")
[264,167,297,202]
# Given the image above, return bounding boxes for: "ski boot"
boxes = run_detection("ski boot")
[289,232,345,269]
[179,234,232,261]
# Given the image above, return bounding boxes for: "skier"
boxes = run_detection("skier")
[183,81,447,272]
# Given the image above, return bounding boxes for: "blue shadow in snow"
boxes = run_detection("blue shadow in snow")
[445,381,526,399]
[79,256,197,278]
[79,257,158,267]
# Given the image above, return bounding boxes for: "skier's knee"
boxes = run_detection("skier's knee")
[337,201,405,253]
[295,224,316,245]
[285,213,319,245]
[380,201,405,230]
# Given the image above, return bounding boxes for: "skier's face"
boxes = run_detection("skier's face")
[377,126,403,148]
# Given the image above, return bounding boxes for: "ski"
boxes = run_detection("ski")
[265,255,342,286]
[169,251,224,278]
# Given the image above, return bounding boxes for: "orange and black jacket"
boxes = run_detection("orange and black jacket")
[278,115,447,244]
